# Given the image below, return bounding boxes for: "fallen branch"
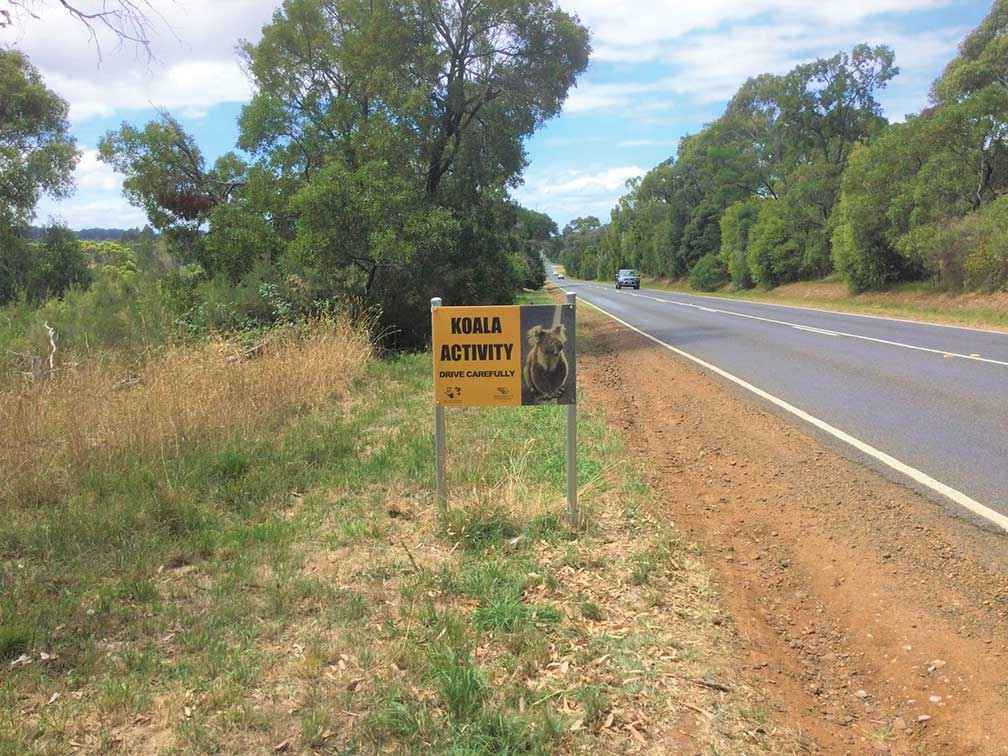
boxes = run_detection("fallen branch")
[44,322,57,372]
[397,538,421,573]
[694,677,732,693]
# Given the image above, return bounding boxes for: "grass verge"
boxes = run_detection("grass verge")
[1,307,799,753]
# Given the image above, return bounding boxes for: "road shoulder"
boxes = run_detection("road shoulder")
[574,298,1008,754]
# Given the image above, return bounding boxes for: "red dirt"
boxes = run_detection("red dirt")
[577,307,1008,755]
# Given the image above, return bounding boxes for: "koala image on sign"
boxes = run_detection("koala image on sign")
[523,325,568,401]
[520,305,575,405]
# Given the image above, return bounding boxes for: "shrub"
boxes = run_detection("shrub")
[719,199,760,289]
[965,202,1008,291]
[679,200,721,272]
[895,197,1008,292]
[0,229,31,306]
[831,189,909,293]
[688,253,727,291]
[747,201,802,288]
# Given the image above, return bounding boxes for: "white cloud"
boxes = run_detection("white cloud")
[567,0,954,63]
[34,194,147,230]
[34,148,147,229]
[514,165,645,222]
[564,23,964,121]
[0,0,272,122]
[74,149,121,191]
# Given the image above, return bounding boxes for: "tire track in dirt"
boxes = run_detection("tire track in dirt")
[576,308,1008,755]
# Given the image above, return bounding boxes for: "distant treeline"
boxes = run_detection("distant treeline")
[21,226,154,242]
[555,1,1008,294]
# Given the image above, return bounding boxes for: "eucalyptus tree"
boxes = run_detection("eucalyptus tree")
[0,49,78,304]
[0,49,78,231]
[241,0,590,344]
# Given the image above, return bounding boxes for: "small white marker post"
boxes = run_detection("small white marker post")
[431,297,446,513]
[566,291,578,528]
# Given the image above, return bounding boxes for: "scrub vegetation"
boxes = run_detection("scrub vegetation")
[2,0,572,352]
[554,1,1008,299]
[0,322,798,753]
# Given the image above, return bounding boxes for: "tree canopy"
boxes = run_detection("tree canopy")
[0,49,78,231]
[556,11,1008,296]
[99,0,588,346]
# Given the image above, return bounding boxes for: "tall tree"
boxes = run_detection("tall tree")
[931,0,1008,104]
[99,113,247,269]
[0,49,78,232]
[239,0,590,201]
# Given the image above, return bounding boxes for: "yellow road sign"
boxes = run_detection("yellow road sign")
[432,304,575,407]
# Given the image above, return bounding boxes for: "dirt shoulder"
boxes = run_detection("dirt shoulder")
[639,277,1008,333]
[574,300,1008,754]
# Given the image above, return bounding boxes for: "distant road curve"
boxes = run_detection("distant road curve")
[557,276,1008,532]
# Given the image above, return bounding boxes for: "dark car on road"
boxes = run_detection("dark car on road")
[616,269,640,290]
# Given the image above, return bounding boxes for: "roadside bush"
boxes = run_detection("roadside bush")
[719,199,759,289]
[519,248,546,290]
[679,200,721,271]
[8,262,171,359]
[895,196,1008,292]
[688,253,727,291]
[965,198,1008,291]
[747,201,801,288]
[11,226,92,304]
[0,228,30,306]
[830,144,916,293]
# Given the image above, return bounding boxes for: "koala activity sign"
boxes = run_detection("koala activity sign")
[432,304,576,407]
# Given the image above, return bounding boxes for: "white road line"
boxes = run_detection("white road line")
[643,286,1008,336]
[792,325,841,336]
[570,283,1008,367]
[571,291,1008,534]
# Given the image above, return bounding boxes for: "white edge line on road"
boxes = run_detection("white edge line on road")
[631,282,1008,337]
[570,282,1008,367]
[570,290,1008,534]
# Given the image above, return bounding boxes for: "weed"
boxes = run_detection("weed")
[443,506,521,552]
[0,625,30,662]
[428,646,488,721]
[631,542,672,586]
[575,685,612,729]
[371,689,433,742]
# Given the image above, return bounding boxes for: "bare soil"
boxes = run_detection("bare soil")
[575,304,1008,755]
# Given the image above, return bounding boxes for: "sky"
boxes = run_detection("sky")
[1,0,994,230]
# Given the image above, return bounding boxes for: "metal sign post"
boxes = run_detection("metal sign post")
[565,292,578,528]
[430,294,578,526]
[431,297,447,512]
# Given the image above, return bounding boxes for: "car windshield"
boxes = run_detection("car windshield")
[619,270,636,276]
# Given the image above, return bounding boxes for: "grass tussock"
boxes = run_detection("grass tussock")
[0,316,371,508]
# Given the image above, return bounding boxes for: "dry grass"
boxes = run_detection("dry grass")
[0,311,796,753]
[0,316,372,508]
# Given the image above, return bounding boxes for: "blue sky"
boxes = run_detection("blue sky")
[2,0,992,230]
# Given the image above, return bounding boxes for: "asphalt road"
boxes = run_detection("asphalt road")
[556,276,1008,529]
